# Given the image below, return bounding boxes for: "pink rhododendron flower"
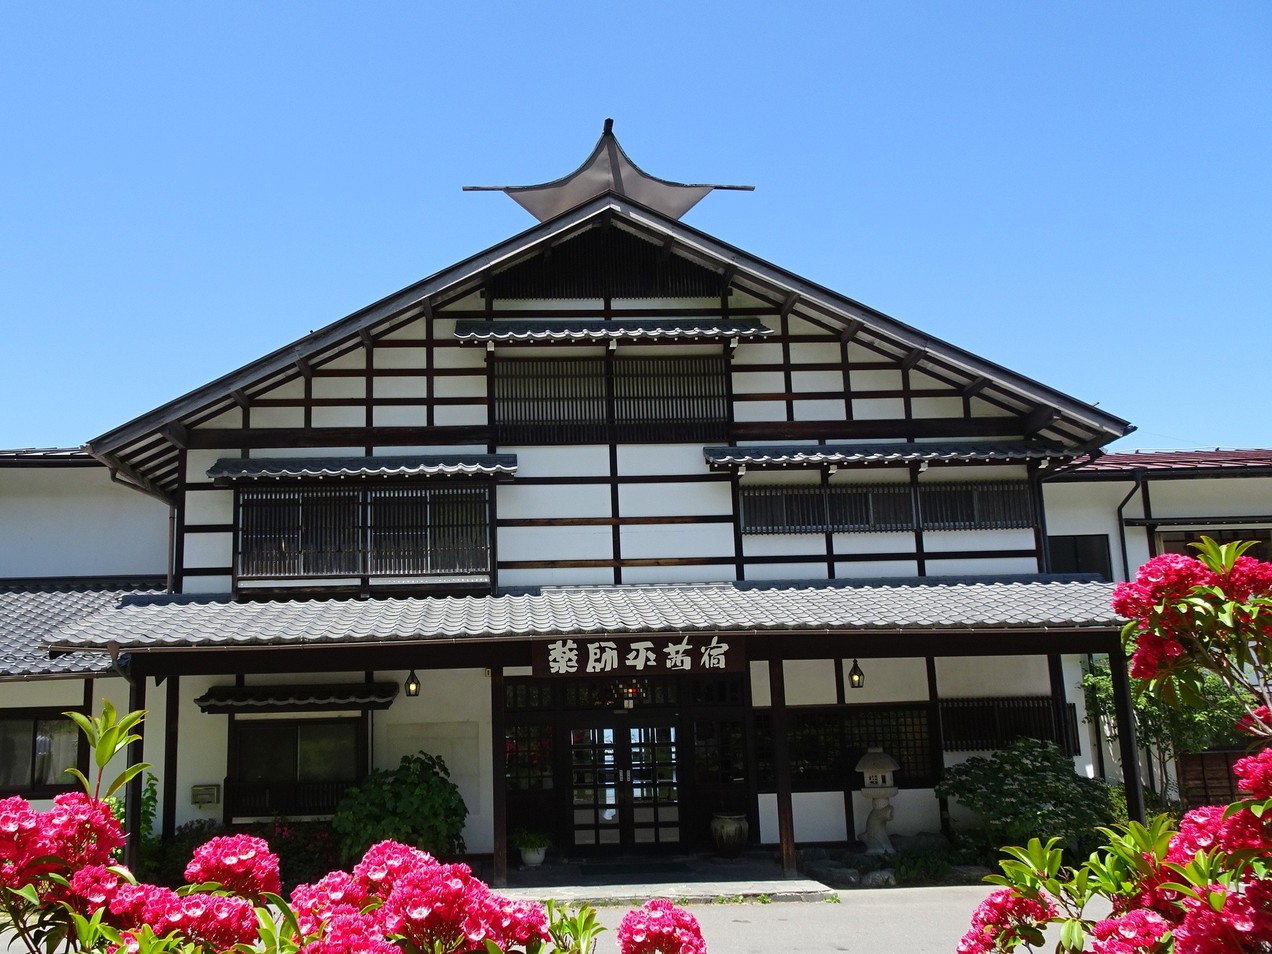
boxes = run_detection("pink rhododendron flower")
[1232,747,1272,799]
[352,839,436,898]
[1112,554,1218,622]
[298,911,400,954]
[290,869,371,936]
[1219,555,1272,601]
[1089,908,1171,954]
[1173,886,1272,954]
[957,889,1056,954]
[185,832,280,897]
[1167,805,1271,862]
[617,898,706,954]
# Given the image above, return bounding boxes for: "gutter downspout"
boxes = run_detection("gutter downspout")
[1116,472,1147,583]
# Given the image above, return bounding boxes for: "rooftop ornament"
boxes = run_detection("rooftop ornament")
[464,118,753,222]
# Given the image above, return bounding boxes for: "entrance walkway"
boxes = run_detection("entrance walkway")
[483,852,833,904]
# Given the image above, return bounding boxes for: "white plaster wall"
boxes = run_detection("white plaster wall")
[498,484,611,520]
[183,533,232,569]
[794,400,848,421]
[374,376,428,399]
[749,661,771,706]
[833,559,921,578]
[743,534,827,557]
[841,658,928,704]
[185,490,233,526]
[312,406,368,428]
[744,562,829,581]
[935,656,1050,695]
[506,446,610,478]
[929,557,1039,576]
[831,531,915,555]
[790,342,840,364]
[732,401,786,423]
[499,566,615,588]
[1150,476,1272,517]
[619,523,733,560]
[182,575,232,594]
[782,660,837,705]
[851,398,906,419]
[732,343,784,366]
[373,406,427,426]
[499,526,612,562]
[0,468,167,578]
[251,407,305,429]
[310,378,365,400]
[618,482,730,518]
[374,347,429,370]
[620,563,735,584]
[615,445,705,476]
[375,668,493,853]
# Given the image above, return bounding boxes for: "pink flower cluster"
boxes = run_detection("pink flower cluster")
[616,898,707,954]
[290,840,550,954]
[1166,805,1271,862]
[1172,883,1272,954]
[0,792,124,888]
[185,833,281,898]
[956,889,1056,954]
[1237,705,1272,738]
[107,879,258,949]
[1089,908,1171,954]
[1233,747,1272,799]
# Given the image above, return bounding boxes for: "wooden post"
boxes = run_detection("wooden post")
[1108,650,1146,823]
[124,676,147,871]
[490,667,507,887]
[768,660,797,876]
[162,676,180,839]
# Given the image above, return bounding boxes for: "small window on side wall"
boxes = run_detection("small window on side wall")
[1047,534,1112,581]
[0,710,81,795]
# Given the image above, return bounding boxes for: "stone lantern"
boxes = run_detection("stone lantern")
[855,746,900,854]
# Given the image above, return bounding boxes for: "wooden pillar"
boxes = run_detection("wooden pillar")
[768,660,797,876]
[124,676,147,871]
[1047,656,1072,753]
[162,676,180,839]
[925,657,952,837]
[490,667,507,887]
[1108,650,1146,823]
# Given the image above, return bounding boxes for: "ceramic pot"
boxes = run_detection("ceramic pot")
[520,846,547,867]
[710,812,749,857]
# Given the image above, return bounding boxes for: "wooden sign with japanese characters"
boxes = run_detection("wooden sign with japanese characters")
[532,634,744,677]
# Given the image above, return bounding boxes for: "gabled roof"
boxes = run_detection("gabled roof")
[0,578,165,679]
[46,578,1120,655]
[87,193,1134,502]
[1051,448,1272,481]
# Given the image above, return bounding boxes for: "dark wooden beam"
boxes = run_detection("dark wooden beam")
[162,676,180,839]
[230,389,251,411]
[962,376,991,398]
[658,234,675,262]
[490,667,507,887]
[183,425,491,450]
[779,292,798,319]
[1109,650,1146,823]
[1023,407,1060,435]
[160,422,189,449]
[124,677,147,871]
[295,357,314,381]
[901,348,925,371]
[839,318,863,343]
[358,328,375,348]
[719,263,737,292]
[730,417,1026,441]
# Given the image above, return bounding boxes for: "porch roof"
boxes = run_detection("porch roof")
[46,577,1122,656]
[0,578,165,679]
[453,317,774,344]
[193,682,399,713]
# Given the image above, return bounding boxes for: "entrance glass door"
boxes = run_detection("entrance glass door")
[569,720,679,849]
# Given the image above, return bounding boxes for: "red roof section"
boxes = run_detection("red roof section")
[1069,449,1272,474]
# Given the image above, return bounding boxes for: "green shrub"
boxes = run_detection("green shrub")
[936,737,1115,857]
[331,751,468,862]
[893,846,953,884]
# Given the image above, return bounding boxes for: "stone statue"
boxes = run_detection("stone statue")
[861,797,895,854]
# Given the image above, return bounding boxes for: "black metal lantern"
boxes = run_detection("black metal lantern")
[848,659,865,689]
[404,669,421,697]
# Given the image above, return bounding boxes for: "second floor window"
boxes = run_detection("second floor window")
[492,356,729,444]
[237,484,490,581]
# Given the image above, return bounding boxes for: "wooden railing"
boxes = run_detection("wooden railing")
[223,779,357,819]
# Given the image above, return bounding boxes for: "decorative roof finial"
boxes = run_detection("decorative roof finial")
[464,120,753,222]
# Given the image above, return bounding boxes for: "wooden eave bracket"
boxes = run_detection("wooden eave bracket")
[962,376,991,398]
[1023,406,1061,436]
[160,422,189,449]
[779,292,799,319]
[230,389,251,411]
[901,348,926,372]
[295,357,314,381]
[840,318,863,343]
[97,453,176,506]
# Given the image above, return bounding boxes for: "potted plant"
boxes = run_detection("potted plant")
[510,828,551,867]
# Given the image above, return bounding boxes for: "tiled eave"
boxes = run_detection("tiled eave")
[703,441,1074,471]
[453,317,774,345]
[207,454,518,484]
[47,578,1122,655]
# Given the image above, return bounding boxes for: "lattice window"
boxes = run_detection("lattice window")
[505,724,554,792]
[492,356,729,444]
[940,696,1080,755]
[237,485,490,581]
[754,704,937,791]
[739,482,1034,534]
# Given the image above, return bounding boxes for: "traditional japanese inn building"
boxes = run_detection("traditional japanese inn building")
[5,122,1269,883]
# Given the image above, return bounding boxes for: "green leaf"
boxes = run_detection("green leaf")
[104,761,152,799]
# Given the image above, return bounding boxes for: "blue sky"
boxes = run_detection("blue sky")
[1,3,1268,450]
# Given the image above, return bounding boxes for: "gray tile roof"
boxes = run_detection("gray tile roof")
[207,454,518,482]
[703,441,1073,469]
[193,682,399,713]
[1,579,166,679]
[46,578,1120,654]
[452,318,774,343]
